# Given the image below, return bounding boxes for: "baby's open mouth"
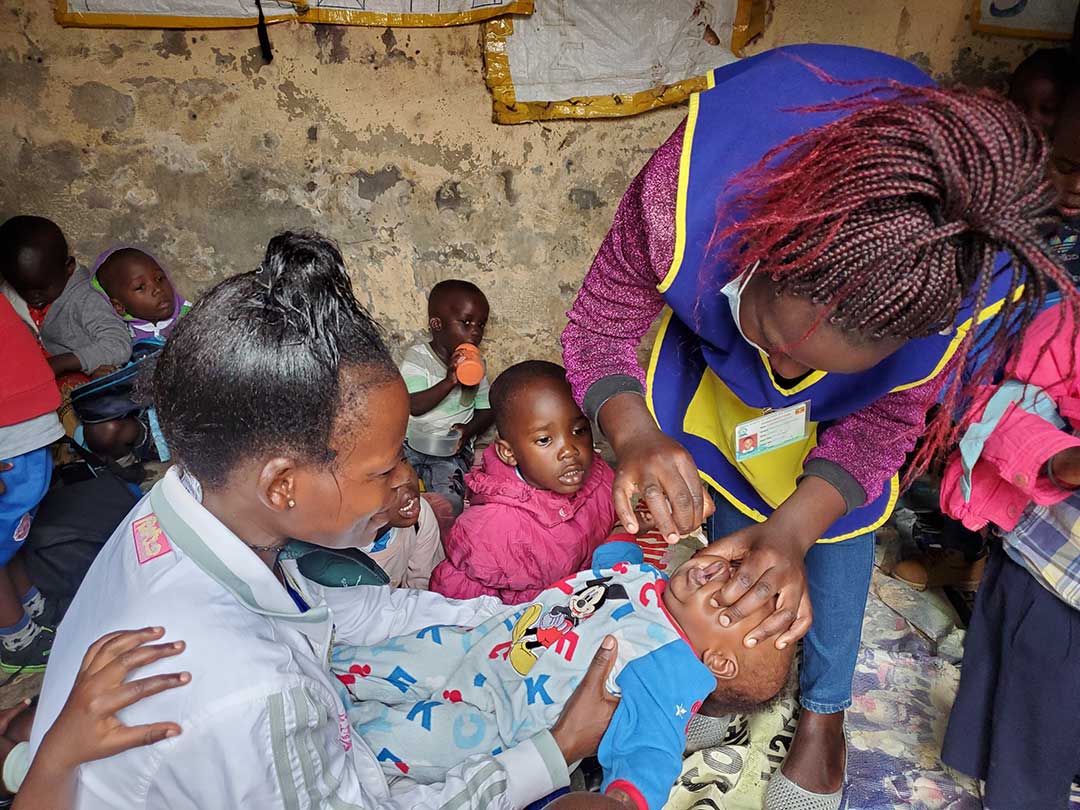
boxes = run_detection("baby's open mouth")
[685,560,732,607]
[687,564,721,589]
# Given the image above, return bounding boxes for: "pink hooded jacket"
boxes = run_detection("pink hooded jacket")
[941,305,1080,531]
[429,444,617,604]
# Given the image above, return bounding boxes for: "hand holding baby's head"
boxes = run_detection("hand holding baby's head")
[662,552,794,714]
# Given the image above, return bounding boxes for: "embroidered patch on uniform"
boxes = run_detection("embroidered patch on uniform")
[12,514,31,543]
[337,712,353,752]
[133,514,172,565]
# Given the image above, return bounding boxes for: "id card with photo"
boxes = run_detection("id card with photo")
[734,401,811,462]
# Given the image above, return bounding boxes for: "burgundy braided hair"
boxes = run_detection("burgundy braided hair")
[709,82,1078,482]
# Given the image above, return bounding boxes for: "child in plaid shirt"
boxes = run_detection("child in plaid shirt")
[939,302,1080,810]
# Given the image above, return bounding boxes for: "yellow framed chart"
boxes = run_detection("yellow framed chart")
[56,0,532,29]
[290,0,531,27]
[483,0,766,124]
[971,0,1076,40]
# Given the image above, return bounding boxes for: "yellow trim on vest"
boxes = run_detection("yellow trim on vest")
[759,352,826,395]
[646,307,900,543]
[644,308,675,421]
[698,469,900,543]
[656,93,700,295]
[706,68,717,91]
[888,283,1025,394]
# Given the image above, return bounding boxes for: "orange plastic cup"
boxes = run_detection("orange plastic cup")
[454,343,485,386]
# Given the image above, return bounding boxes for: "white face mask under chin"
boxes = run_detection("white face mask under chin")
[722,261,770,356]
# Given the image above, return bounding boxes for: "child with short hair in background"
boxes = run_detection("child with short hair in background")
[400,280,494,514]
[1007,47,1073,134]
[0,217,131,383]
[1048,85,1080,293]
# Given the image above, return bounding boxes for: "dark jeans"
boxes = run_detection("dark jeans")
[404,444,473,516]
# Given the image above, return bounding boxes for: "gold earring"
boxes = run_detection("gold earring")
[287,499,296,509]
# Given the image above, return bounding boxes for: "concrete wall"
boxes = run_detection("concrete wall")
[0,0,1054,369]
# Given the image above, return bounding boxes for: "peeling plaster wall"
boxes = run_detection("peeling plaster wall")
[0,1,1054,371]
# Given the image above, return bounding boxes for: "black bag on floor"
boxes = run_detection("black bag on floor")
[22,458,140,607]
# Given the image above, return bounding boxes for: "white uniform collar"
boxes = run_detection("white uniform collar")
[150,468,329,630]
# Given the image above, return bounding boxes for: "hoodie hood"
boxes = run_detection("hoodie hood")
[90,245,190,341]
[466,444,614,529]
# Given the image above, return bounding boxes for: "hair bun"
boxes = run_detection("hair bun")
[151,228,396,490]
[254,231,366,355]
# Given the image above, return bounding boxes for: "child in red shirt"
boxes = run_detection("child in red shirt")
[0,294,65,671]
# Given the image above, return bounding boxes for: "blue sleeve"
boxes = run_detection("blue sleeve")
[597,641,716,810]
[591,541,644,570]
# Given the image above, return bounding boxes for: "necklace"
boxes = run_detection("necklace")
[248,542,285,554]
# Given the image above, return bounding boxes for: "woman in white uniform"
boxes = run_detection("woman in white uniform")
[28,232,619,810]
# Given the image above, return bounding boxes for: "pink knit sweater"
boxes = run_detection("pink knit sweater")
[561,121,945,508]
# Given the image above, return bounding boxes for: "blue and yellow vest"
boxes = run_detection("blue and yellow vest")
[647,45,1018,541]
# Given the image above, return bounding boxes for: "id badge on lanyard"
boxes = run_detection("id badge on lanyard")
[734,401,811,462]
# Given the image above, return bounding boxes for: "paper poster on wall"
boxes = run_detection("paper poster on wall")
[293,0,532,26]
[56,0,299,27]
[972,0,1077,39]
[56,0,531,28]
[483,0,766,124]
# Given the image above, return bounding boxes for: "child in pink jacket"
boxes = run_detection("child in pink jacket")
[940,303,1080,532]
[939,302,1080,810]
[429,361,617,604]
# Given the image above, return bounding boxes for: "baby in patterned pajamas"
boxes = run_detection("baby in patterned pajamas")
[331,542,794,810]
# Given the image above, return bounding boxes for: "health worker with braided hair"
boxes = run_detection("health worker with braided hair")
[561,44,1075,809]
